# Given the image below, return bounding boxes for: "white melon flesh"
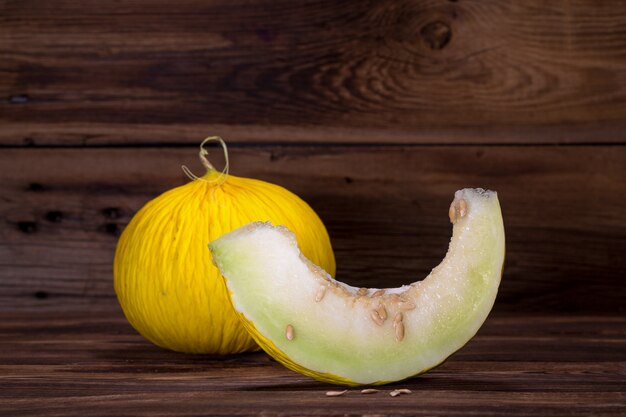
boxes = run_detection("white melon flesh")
[209,188,505,385]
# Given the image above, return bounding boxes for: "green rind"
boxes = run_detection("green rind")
[237,306,454,385]
[233,308,362,385]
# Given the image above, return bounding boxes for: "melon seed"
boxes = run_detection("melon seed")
[393,312,405,341]
[388,294,401,302]
[360,389,379,394]
[395,321,405,342]
[449,204,456,223]
[393,312,403,324]
[285,324,295,341]
[315,284,327,302]
[370,309,384,326]
[397,300,416,311]
[326,390,347,397]
[390,388,412,397]
[449,198,468,224]
[357,287,368,297]
[376,305,388,321]
[459,199,468,217]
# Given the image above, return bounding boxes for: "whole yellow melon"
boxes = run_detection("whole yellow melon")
[113,137,335,354]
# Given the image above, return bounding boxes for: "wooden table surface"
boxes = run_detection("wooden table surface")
[2,311,625,416]
[1,1,625,416]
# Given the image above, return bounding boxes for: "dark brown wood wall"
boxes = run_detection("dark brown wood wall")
[1,1,625,416]
[2,0,626,145]
[1,0,625,313]
[2,146,625,314]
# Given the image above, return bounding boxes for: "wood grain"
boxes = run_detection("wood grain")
[2,1,625,414]
[1,312,624,416]
[1,145,624,314]
[2,0,626,145]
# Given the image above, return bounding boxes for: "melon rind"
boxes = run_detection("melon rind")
[209,188,505,385]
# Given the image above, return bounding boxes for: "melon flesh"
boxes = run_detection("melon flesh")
[209,188,505,385]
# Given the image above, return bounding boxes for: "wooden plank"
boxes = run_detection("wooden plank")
[3,392,624,417]
[0,145,624,313]
[1,0,626,145]
[0,312,624,416]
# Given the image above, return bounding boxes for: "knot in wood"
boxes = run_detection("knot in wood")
[102,207,121,219]
[103,223,119,235]
[17,221,37,234]
[420,21,452,50]
[46,211,63,223]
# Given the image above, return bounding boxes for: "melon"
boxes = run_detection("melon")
[209,188,505,385]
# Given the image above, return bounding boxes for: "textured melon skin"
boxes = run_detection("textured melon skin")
[210,189,505,385]
[114,170,336,354]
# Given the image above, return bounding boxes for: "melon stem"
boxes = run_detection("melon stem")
[182,136,230,184]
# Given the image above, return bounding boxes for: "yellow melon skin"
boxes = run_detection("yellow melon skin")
[114,171,336,354]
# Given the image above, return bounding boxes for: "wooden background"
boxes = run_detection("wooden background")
[1,1,625,415]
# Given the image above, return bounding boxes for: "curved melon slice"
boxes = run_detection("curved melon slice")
[209,188,505,385]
